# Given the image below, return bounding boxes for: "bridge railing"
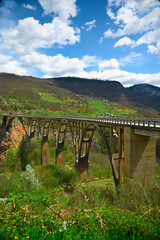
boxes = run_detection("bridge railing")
[2,114,160,130]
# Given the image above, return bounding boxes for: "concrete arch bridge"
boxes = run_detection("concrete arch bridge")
[2,114,160,187]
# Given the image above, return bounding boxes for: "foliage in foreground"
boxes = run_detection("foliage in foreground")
[0,191,160,240]
[0,135,160,239]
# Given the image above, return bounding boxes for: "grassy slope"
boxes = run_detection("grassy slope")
[30,92,137,117]
[0,89,138,117]
[0,72,156,118]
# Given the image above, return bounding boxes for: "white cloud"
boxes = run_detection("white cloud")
[0,53,12,64]
[136,29,160,46]
[98,58,120,71]
[0,17,80,55]
[82,55,98,67]
[1,50,160,86]
[21,52,160,86]
[105,6,160,38]
[79,69,160,87]
[38,0,77,20]
[105,0,160,51]
[108,0,158,12]
[105,0,160,58]
[114,36,135,47]
[22,52,86,77]
[148,43,160,55]
[106,8,115,20]
[0,54,27,75]
[23,4,36,11]
[85,20,96,31]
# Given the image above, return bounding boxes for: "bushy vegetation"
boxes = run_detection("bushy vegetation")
[0,186,159,240]
[0,133,160,239]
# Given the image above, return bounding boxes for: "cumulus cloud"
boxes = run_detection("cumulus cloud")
[22,52,86,77]
[1,50,160,86]
[0,17,80,55]
[105,0,160,55]
[20,52,160,86]
[82,55,98,67]
[105,6,160,38]
[136,29,160,46]
[114,36,135,47]
[148,43,160,55]
[84,20,96,31]
[106,8,115,20]
[98,58,120,71]
[0,53,12,63]
[79,69,160,87]
[108,0,158,12]
[38,0,77,20]
[0,54,27,75]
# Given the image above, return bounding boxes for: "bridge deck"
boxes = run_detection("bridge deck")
[3,114,160,130]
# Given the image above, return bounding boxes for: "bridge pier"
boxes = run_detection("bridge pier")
[77,155,89,177]
[124,127,156,186]
[56,141,65,165]
[41,135,49,165]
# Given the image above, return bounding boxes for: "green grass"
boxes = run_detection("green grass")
[40,93,64,104]
[30,108,54,115]
[38,93,137,117]
[86,98,136,117]
[0,190,159,240]
[40,93,77,104]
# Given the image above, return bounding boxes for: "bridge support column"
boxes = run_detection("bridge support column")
[77,155,89,177]
[124,127,156,186]
[41,135,49,165]
[56,141,65,165]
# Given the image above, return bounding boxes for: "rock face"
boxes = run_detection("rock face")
[0,121,25,161]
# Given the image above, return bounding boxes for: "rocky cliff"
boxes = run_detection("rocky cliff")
[0,121,25,161]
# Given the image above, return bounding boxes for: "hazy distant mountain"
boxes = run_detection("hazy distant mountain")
[0,73,160,115]
[128,84,160,99]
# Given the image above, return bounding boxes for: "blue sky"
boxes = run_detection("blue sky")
[0,0,160,87]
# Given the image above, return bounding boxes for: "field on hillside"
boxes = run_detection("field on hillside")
[30,93,137,117]
[0,92,137,117]
[0,80,140,117]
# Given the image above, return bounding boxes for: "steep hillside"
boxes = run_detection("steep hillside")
[0,73,137,117]
[49,77,160,114]
[0,73,160,116]
[128,84,160,98]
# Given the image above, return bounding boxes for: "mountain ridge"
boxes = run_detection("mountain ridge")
[0,73,160,115]
[128,84,160,99]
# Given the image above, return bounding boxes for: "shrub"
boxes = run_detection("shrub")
[35,164,76,188]
[20,164,41,192]
[5,147,20,172]
[0,172,21,197]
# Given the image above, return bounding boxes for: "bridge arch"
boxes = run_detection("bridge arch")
[78,123,119,186]
[4,115,37,140]
[55,119,77,167]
